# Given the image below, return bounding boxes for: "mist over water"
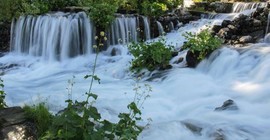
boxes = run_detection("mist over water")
[1,8,270,139]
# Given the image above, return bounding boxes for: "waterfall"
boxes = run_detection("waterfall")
[156,21,164,36]
[232,2,267,13]
[10,13,151,60]
[169,21,174,31]
[142,16,151,40]
[11,12,93,61]
[109,15,138,45]
[264,11,270,42]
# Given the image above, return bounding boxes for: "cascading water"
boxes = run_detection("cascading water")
[10,12,93,61]
[142,16,151,40]
[2,5,270,140]
[169,21,175,31]
[109,15,138,45]
[10,13,153,60]
[232,2,267,13]
[156,21,164,36]
[264,11,270,43]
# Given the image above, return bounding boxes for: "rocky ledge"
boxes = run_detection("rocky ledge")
[0,107,37,140]
[0,21,11,52]
[212,7,269,45]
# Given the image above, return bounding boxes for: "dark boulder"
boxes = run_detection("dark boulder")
[212,25,222,33]
[186,50,200,68]
[221,20,232,27]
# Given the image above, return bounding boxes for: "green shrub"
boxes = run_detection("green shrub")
[0,78,7,109]
[0,0,22,21]
[128,39,173,72]
[142,1,168,17]
[87,1,119,29]
[182,28,222,60]
[23,103,53,137]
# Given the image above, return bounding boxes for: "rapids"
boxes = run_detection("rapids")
[1,7,270,140]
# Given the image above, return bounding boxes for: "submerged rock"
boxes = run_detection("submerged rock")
[181,121,202,136]
[214,99,238,111]
[209,129,226,140]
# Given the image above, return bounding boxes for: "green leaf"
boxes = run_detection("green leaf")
[128,102,141,115]
[84,75,101,84]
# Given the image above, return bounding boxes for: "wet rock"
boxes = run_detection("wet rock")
[227,25,237,34]
[171,51,179,57]
[0,64,19,70]
[253,19,262,27]
[110,48,117,56]
[221,20,232,27]
[209,129,226,140]
[239,35,253,43]
[159,64,172,70]
[0,107,37,140]
[212,25,222,33]
[173,57,184,64]
[181,121,202,135]
[214,99,238,111]
[186,50,200,68]
[217,28,231,39]
[212,5,268,45]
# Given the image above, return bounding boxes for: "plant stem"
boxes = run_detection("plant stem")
[86,47,99,103]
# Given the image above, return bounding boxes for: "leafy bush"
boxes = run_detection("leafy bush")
[0,78,7,109]
[128,39,173,72]
[0,0,22,21]
[142,1,168,17]
[20,0,50,15]
[47,0,81,10]
[0,0,85,21]
[87,1,119,29]
[162,0,183,10]
[23,103,53,137]
[182,28,222,60]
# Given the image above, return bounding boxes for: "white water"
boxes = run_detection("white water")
[1,11,270,140]
[156,21,165,36]
[11,12,93,61]
[11,13,153,60]
[109,15,138,45]
[143,16,151,40]
[232,2,267,13]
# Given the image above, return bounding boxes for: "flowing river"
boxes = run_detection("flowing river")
[1,3,270,139]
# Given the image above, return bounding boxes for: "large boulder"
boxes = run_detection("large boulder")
[186,50,200,68]
[0,107,37,140]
